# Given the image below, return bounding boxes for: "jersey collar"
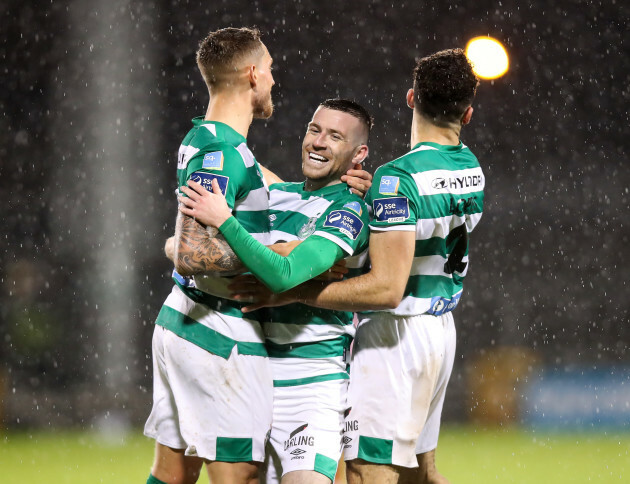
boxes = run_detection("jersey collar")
[410,141,466,153]
[301,181,350,197]
[192,117,247,147]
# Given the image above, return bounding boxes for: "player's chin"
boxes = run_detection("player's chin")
[253,102,274,119]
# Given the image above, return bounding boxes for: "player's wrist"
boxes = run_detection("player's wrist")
[218,215,237,233]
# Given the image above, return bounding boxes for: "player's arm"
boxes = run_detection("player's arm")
[173,210,244,276]
[209,215,346,293]
[173,146,249,276]
[240,229,415,312]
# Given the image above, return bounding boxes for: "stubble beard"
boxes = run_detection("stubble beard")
[253,93,274,119]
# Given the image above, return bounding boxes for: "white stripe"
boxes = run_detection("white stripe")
[233,186,269,212]
[164,286,265,343]
[269,190,332,218]
[177,144,200,169]
[202,124,217,136]
[409,255,469,278]
[370,224,416,232]
[313,231,353,255]
[409,145,439,154]
[265,322,354,345]
[249,231,269,245]
[269,357,347,382]
[235,142,255,168]
[345,248,368,269]
[383,293,432,316]
[411,167,484,197]
[466,211,483,232]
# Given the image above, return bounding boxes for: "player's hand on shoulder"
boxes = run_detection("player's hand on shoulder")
[341,162,373,198]
[179,178,231,227]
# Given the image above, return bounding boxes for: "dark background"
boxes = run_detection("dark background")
[1,0,628,429]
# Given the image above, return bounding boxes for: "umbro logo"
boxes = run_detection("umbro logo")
[290,448,306,455]
[342,436,352,445]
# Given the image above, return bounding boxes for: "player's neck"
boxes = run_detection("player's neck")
[410,111,461,148]
[204,91,254,138]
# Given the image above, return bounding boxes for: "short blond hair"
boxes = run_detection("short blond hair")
[196,27,264,87]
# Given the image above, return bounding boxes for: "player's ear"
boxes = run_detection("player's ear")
[461,106,473,125]
[248,64,258,88]
[353,144,369,165]
[406,88,415,109]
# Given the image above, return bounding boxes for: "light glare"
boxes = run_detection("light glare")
[466,37,509,80]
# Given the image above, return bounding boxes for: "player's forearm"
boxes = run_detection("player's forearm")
[219,217,342,293]
[174,212,245,276]
[291,271,403,312]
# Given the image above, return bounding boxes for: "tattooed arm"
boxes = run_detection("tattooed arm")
[173,210,245,276]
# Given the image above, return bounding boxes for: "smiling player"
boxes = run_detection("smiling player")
[179,99,373,484]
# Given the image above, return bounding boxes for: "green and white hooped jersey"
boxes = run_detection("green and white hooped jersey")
[366,141,484,317]
[265,182,370,386]
[156,118,270,359]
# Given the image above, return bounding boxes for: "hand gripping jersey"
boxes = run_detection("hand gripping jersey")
[366,141,484,317]
[155,118,270,358]
[265,182,370,386]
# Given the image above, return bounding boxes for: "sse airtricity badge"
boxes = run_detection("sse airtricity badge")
[373,197,410,223]
[189,171,229,195]
[323,210,363,240]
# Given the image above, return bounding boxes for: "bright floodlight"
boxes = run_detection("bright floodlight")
[465,37,509,80]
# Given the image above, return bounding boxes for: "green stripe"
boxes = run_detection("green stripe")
[418,191,484,219]
[314,453,339,481]
[415,237,447,257]
[156,305,267,358]
[266,335,351,359]
[216,437,253,462]
[405,274,464,299]
[234,209,269,230]
[357,436,394,464]
[415,236,470,258]
[267,303,353,326]
[269,210,311,235]
[273,372,349,387]
[174,280,266,322]
[147,475,167,484]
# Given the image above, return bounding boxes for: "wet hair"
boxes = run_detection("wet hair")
[413,48,479,126]
[196,27,264,86]
[319,98,374,138]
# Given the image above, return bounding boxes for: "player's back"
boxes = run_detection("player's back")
[156,117,270,360]
[367,141,484,317]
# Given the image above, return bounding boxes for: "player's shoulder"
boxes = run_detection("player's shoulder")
[190,141,257,176]
[327,190,370,223]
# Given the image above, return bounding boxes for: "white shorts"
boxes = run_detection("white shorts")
[261,378,348,483]
[144,325,273,462]
[342,312,456,468]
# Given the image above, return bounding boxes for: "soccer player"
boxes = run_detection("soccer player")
[231,49,484,484]
[143,27,276,484]
[178,99,373,484]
